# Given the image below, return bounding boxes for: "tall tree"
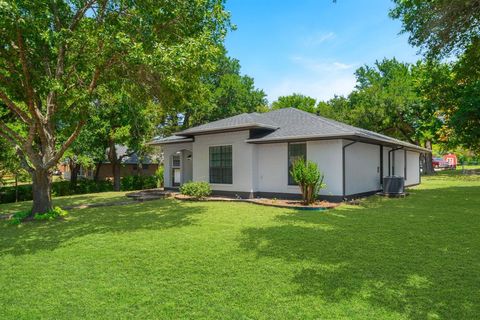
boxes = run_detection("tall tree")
[0,0,229,215]
[157,52,267,135]
[391,0,480,153]
[319,58,446,173]
[390,0,480,58]
[95,85,160,191]
[271,94,317,113]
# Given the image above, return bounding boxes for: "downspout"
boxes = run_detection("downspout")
[342,140,358,199]
[380,145,383,186]
[388,147,403,176]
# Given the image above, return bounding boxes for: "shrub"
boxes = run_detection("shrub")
[291,160,326,205]
[155,166,164,188]
[34,207,69,221]
[180,181,211,199]
[121,175,157,191]
[8,207,69,224]
[9,210,31,225]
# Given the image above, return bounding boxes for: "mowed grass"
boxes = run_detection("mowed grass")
[0,191,129,214]
[0,172,479,319]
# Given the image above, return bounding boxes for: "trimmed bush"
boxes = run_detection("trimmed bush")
[291,160,326,205]
[180,181,211,199]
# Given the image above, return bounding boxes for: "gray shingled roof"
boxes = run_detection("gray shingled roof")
[175,112,279,136]
[152,108,428,152]
[148,135,193,145]
[247,108,427,151]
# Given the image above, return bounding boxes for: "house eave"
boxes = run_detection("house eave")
[246,133,430,152]
[147,138,194,145]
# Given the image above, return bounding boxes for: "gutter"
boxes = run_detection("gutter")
[342,140,358,199]
[388,147,403,176]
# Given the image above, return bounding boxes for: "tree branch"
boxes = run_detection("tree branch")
[0,121,26,146]
[16,28,38,116]
[15,147,34,173]
[47,120,86,167]
[70,0,97,31]
[0,127,19,147]
[0,90,31,123]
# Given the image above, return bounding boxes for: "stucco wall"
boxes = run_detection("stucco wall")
[162,134,422,197]
[344,141,381,196]
[193,131,256,194]
[307,140,344,195]
[256,140,343,196]
[405,151,420,186]
[383,148,421,186]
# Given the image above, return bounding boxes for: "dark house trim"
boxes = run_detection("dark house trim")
[388,147,403,176]
[342,140,358,199]
[380,145,384,185]
[167,188,385,203]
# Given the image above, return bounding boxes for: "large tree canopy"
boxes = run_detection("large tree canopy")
[390,0,480,58]
[157,50,267,136]
[391,0,480,153]
[317,58,450,173]
[0,0,230,214]
[271,93,317,114]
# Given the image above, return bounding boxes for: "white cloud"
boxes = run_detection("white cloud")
[302,32,336,47]
[290,56,355,73]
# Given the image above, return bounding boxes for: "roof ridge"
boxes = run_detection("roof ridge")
[267,107,353,133]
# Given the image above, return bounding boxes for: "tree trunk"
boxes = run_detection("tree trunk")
[108,140,121,191]
[423,140,435,175]
[112,161,121,191]
[31,169,53,215]
[14,173,18,202]
[69,160,80,188]
[94,162,102,182]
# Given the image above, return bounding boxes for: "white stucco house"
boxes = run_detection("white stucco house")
[150,108,429,201]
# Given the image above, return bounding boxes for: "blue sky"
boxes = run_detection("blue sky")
[224,0,422,103]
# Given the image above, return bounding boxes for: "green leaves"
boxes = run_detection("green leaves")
[291,160,326,205]
[271,94,317,114]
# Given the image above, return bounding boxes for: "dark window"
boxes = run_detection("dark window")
[288,143,306,185]
[209,145,232,184]
[172,155,181,167]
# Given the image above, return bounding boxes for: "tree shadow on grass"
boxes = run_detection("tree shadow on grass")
[0,199,206,256]
[240,186,480,319]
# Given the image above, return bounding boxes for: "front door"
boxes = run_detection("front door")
[172,168,181,187]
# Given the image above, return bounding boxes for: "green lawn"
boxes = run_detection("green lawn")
[0,191,129,214]
[1,173,479,319]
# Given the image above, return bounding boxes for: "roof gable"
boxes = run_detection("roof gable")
[176,112,279,136]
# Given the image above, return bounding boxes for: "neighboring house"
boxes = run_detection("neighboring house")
[443,153,457,169]
[150,108,429,201]
[59,145,159,181]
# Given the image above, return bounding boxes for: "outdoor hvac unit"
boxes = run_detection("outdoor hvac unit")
[383,176,405,195]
